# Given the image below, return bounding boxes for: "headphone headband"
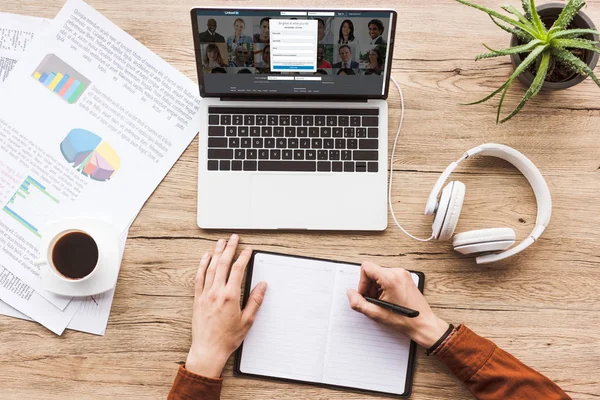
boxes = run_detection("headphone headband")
[425,143,552,264]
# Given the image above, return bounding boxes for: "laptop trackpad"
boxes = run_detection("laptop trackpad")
[251,174,336,228]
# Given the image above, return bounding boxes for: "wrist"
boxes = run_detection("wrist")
[410,315,450,349]
[185,349,229,379]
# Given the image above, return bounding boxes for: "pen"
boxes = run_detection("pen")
[363,296,420,318]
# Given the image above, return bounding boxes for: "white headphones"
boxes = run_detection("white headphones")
[389,79,552,264]
[423,143,552,264]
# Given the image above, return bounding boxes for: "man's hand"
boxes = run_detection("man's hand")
[347,261,449,349]
[185,234,267,378]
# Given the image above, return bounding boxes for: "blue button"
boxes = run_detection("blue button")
[273,66,314,70]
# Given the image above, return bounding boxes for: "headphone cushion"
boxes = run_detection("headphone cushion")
[435,181,466,241]
[453,228,516,255]
[431,182,452,239]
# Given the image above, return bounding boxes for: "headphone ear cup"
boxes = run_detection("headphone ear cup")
[453,228,516,255]
[431,181,465,241]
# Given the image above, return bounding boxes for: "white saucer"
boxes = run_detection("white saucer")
[40,218,121,297]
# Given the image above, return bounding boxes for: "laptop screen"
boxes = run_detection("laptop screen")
[191,8,397,99]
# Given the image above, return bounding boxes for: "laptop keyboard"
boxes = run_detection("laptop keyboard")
[207,107,379,173]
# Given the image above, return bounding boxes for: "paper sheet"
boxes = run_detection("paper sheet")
[0,295,29,319]
[322,264,416,394]
[0,270,82,335]
[0,12,81,334]
[0,0,201,319]
[240,253,419,396]
[0,230,128,335]
[0,157,72,309]
[0,12,48,82]
[240,254,336,382]
[0,14,67,309]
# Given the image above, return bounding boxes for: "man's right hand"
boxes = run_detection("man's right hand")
[347,262,449,349]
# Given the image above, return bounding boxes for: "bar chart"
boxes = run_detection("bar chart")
[2,176,60,238]
[32,54,91,104]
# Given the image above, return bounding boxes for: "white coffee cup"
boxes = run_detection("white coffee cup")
[35,228,100,283]
[38,218,121,297]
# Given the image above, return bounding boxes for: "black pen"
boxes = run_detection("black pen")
[363,296,420,318]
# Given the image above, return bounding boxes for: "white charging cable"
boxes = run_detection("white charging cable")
[389,76,434,242]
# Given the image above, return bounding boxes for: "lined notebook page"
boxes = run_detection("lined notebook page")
[239,253,337,382]
[239,252,419,395]
[322,265,420,395]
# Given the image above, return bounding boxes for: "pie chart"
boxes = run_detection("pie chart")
[60,129,120,181]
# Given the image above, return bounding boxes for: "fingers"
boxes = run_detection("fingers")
[358,261,385,294]
[213,234,240,286]
[227,247,253,293]
[347,289,388,322]
[195,252,211,296]
[369,284,380,299]
[203,239,226,290]
[242,282,268,326]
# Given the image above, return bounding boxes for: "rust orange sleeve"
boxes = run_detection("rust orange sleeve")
[167,365,222,400]
[436,325,571,400]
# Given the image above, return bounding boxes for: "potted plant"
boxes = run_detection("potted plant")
[457,0,600,123]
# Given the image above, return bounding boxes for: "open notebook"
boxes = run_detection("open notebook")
[235,251,424,397]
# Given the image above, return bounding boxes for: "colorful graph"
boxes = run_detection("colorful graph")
[32,54,91,104]
[60,129,120,181]
[2,176,60,238]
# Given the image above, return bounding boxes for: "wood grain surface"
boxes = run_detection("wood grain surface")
[1,0,599,399]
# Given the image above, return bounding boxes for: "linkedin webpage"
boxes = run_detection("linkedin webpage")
[195,9,394,96]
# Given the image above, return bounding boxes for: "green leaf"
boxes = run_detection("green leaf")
[455,0,540,38]
[496,85,511,123]
[463,79,511,106]
[500,50,551,123]
[521,0,532,16]
[474,52,505,60]
[501,5,535,27]
[534,52,542,71]
[464,44,548,105]
[553,38,600,53]
[552,47,600,88]
[547,57,557,77]
[549,0,585,33]
[550,28,600,40]
[528,0,547,36]
[476,39,542,60]
[489,15,533,41]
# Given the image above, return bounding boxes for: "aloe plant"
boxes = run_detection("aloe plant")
[457,0,600,123]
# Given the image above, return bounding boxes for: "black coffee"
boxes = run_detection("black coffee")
[51,231,99,279]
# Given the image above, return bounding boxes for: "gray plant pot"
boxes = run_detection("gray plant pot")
[510,2,600,90]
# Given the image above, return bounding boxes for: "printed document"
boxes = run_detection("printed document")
[0,0,201,328]
[0,230,128,335]
[0,12,48,82]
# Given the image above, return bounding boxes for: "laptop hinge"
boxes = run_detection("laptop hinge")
[219,97,369,103]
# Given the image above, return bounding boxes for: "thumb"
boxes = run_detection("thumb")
[347,289,387,322]
[242,281,268,325]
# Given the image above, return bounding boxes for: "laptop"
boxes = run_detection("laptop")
[191,7,397,230]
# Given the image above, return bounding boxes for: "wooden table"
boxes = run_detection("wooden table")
[1,0,599,399]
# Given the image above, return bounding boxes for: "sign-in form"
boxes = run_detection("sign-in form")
[270,19,317,72]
